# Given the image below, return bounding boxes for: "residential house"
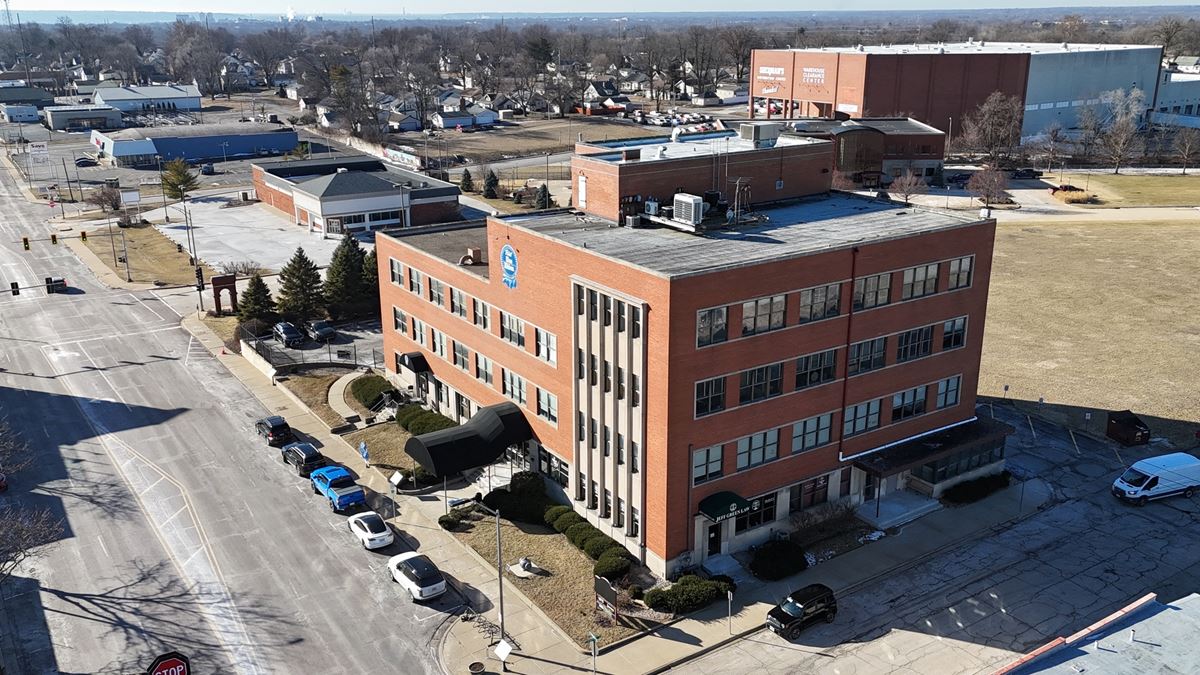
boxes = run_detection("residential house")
[583,79,618,102]
[386,110,422,133]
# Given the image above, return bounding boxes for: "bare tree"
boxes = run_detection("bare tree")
[720,26,762,84]
[1098,87,1145,174]
[967,168,1009,207]
[889,170,927,205]
[1153,17,1187,60]
[122,24,156,56]
[1176,128,1200,175]
[242,28,294,87]
[1037,122,1068,173]
[1076,107,1103,161]
[961,91,1024,164]
[0,421,32,476]
[0,506,64,587]
[85,186,122,212]
[830,171,856,191]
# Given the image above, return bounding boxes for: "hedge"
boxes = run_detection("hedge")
[942,470,1012,505]
[749,539,808,581]
[482,471,554,524]
[407,411,459,436]
[553,511,584,533]
[644,575,724,614]
[350,374,394,409]
[544,505,572,527]
[566,522,602,548]
[396,404,426,429]
[594,553,632,582]
[709,574,736,595]
[584,534,621,560]
[438,514,461,531]
[628,584,644,600]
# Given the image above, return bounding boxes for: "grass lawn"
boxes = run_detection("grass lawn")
[278,367,350,428]
[1055,172,1200,207]
[82,221,217,286]
[201,314,239,347]
[345,423,414,473]
[451,512,661,647]
[980,220,1200,448]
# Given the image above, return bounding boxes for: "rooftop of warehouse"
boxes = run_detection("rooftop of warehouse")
[578,128,826,164]
[102,123,292,140]
[771,41,1160,55]
[503,193,986,278]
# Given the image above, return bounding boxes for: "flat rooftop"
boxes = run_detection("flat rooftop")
[506,193,984,278]
[579,130,826,164]
[786,117,943,136]
[104,123,291,140]
[385,222,490,279]
[770,41,1160,56]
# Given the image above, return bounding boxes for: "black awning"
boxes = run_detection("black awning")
[400,351,431,374]
[698,491,754,523]
[853,417,1015,478]
[404,402,532,477]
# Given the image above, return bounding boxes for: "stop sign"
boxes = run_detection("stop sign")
[147,651,190,675]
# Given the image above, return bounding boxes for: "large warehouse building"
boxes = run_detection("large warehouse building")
[93,84,202,112]
[750,42,1164,136]
[379,133,1009,576]
[89,123,298,167]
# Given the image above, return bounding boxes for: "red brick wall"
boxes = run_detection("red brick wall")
[410,199,462,226]
[252,166,295,218]
[881,131,946,161]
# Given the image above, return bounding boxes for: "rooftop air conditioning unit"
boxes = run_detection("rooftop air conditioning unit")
[644,199,659,216]
[673,193,704,226]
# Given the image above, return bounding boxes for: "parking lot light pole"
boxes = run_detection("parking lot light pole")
[473,501,506,668]
[156,155,169,222]
[220,141,229,165]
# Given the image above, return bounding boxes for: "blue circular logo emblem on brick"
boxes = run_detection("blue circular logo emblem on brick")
[500,244,518,289]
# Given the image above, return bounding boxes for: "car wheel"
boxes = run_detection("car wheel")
[408,589,416,602]
[312,484,319,494]
[785,626,801,641]
[297,466,304,477]
[329,500,339,512]
[824,610,837,624]
[1186,487,1197,498]
[280,453,287,464]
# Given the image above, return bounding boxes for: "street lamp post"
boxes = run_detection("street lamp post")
[156,155,169,223]
[472,500,508,670]
[220,141,229,165]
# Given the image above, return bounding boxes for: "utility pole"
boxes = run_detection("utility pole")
[59,156,75,202]
[156,155,169,222]
[120,230,132,282]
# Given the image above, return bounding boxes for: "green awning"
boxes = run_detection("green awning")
[698,491,754,523]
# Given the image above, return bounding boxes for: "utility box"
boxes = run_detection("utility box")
[1107,410,1150,447]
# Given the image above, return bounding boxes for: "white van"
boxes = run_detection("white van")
[1112,453,1200,505]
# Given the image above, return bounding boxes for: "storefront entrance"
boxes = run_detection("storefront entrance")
[707,522,722,557]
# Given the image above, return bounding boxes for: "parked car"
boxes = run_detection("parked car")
[74,157,97,168]
[1112,453,1200,506]
[280,441,326,477]
[311,466,367,513]
[1010,168,1044,179]
[255,415,295,447]
[273,322,305,348]
[767,583,837,640]
[348,511,394,549]
[946,172,972,186]
[388,552,447,601]
[304,319,336,343]
[200,163,216,175]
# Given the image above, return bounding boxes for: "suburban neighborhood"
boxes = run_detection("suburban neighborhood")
[0,5,1199,675]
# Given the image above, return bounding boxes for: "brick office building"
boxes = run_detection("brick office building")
[786,117,946,186]
[379,148,1007,577]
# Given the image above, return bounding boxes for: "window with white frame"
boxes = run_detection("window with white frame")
[392,306,408,335]
[738,363,783,404]
[428,278,445,306]
[389,258,403,285]
[502,370,527,405]
[473,299,490,330]
[736,429,779,470]
[411,318,427,347]
[853,273,891,310]
[408,268,423,295]
[943,317,967,350]
[741,294,786,336]
[948,256,973,290]
[843,399,882,437]
[450,288,467,317]
[799,283,841,323]
[692,445,723,485]
[535,328,557,364]
[792,413,833,454]
[453,341,469,370]
[848,337,886,375]
[901,263,939,299]
[937,375,961,409]
[430,328,447,358]
[630,507,640,536]
[891,385,928,422]
[500,312,525,347]
[897,325,934,363]
[475,353,493,384]
[537,389,558,423]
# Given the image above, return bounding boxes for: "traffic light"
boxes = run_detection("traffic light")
[22,237,29,251]
[50,234,57,245]
[10,282,18,296]
[80,231,87,242]
[194,267,204,291]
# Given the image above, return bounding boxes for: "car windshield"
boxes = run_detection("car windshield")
[360,514,386,533]
[1120,468,1150,487]
[780,599,805,617]
[329,475,356,489]
[312,321,331,331]
[408,556,444,585]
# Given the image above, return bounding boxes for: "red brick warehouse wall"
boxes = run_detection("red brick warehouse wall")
[251,166,295,218]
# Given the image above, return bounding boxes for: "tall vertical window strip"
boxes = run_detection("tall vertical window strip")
[695,377,726,417]
[392,307,408,334]
[896,326,934,362]
[901,263,939,300]
[799,283,841,323]
[697,307,728,347]
[692,446,723,485]
[537,390,558,423]
[792,413,832,454]
[450,288,467,317]
[408,268,423,295]
[853,273,892,310]
[843,399,882,437]
[848,337,887,375]
[891,385,928,422]
[795,349,837,389]
[473,299,490,330]
[453,341,469,370]
[428,278,445,306]
[535,328,557,364]
[631,307,641,338]
[943,317,967,350]
[937,375,961,409]
[736,429,779,470]
[500,312,525,347]
[738,363,783,404]
[741,294,786,336]
[475,353,493,384]
[502,370,527,405]
[389,258,403,285]
[948,256,974,290]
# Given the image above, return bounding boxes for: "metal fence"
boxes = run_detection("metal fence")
[241,325,384,370]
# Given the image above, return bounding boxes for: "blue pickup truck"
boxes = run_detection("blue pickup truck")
[311,466,367,513]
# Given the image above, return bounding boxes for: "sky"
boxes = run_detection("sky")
[6,0,1200,17]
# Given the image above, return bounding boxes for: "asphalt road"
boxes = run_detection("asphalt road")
[0,160,446,672]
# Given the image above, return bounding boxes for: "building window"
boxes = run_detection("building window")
[473,299,491,330]
[937,375,961,409]
[369,210,401,222]
[843,399,881,437]
[430,329,447,359]
[734,493,777,533]
[475,353,493,385]
[502,370,527,405]
[575,286,585,315]
[587,289,598,320]
[913,440,1006,484]
[697,307,728,347]
[603,489,612,518]
[792,413,832,454]
[500,312,525,347]
[589,481,599,509]
[789,475,830,513]
[539,449,568,487]
[901,263,938,300]
[795,349,837,389]
[943,317,967,350]
[615,498,625,528]
[695,377,726,417]
[537,389,558,423]
[853,273,891,310]
[892,385,928,422]
[848,337,886,375]
[948,256,973,290]
[736,429,779,470]
[411,318,427,347]
[603,426,611,456]
[428,278,445,306]
[588,354,598,385]
[602,361,612,393]
[631,307,641,338]
[738,363,783,405]
[630,441,639,473]
[630,507,640,537]
[389,258,403,285]
[450,288,467,317]
[589,420,597,449]
[799,283,840,323]
[341,213,366,225]
[392,307,408,335]
[616,434,625,464]
[631,374,640,407]
[603,296,612,326]
[535,328,557,364]
[576,412,585,442]
[692,446,723,485]
[617,300,627,332]
[576,349,586,380]
[896,325,933,363]
[741,294,786,336]
[453,341,469,370]
[617,367,626,399]
[408,268,423,295]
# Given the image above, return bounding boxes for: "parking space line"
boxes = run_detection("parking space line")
[160,504,188,527]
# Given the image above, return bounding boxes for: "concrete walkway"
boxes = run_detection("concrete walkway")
[327,369,367,427]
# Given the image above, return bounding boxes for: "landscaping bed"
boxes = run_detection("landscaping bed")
[81,221,217,286]
[345,423,416,475]
[277,367,349,428]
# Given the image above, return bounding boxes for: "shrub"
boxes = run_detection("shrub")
[942,470,1012,505]
[509,470,545,498]
[544,505,572,527]
[396,404,425,429]
[749,539,809,581]
[481,488,552,524]
[584,534,621,560]
[407,411,458,436]
[553,511,584,533]
[709,574,736,595]
[594,554,632,582]
[350,374,393,409]
[566,522,601,548]
[644,587,669,612]
[644,575,723,614]
[628,584,644,600]
[412,464,436,484]
[437,514,460,531]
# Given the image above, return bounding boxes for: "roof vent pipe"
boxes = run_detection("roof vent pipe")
[336,167,348,173]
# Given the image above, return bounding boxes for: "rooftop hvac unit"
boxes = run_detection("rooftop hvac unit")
[625,215,639,228]
[644,199,659,216]
[673,193,704,226]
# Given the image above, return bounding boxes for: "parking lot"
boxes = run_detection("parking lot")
[247,318,385,371]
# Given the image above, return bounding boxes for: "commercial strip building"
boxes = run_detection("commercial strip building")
[252,155,461,235]
[0,103,39,123]
[93,85,202,112]
[0,86,55,109]
[89,123,299,167]
[43,105,123,131]
[378,131,1007,576]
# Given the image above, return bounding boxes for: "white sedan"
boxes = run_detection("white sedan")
[387,552,447,601]
[347,511,394,550]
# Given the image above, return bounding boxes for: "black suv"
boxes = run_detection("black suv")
[305,320,337,343]
[273,322,305,348]
[281,441,327,476]
[255,415,296,447]
[1011,168,1044,179]
[767,584,837,640]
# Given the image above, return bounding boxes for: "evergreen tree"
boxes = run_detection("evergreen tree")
[460,168,475,193]
[276,246,324,321]
[161,158,199,200]
[482,170,499,199]
[535,183,553,209]
[359,247,380,320]
[323,234,365,320]
[237,273,276,323]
